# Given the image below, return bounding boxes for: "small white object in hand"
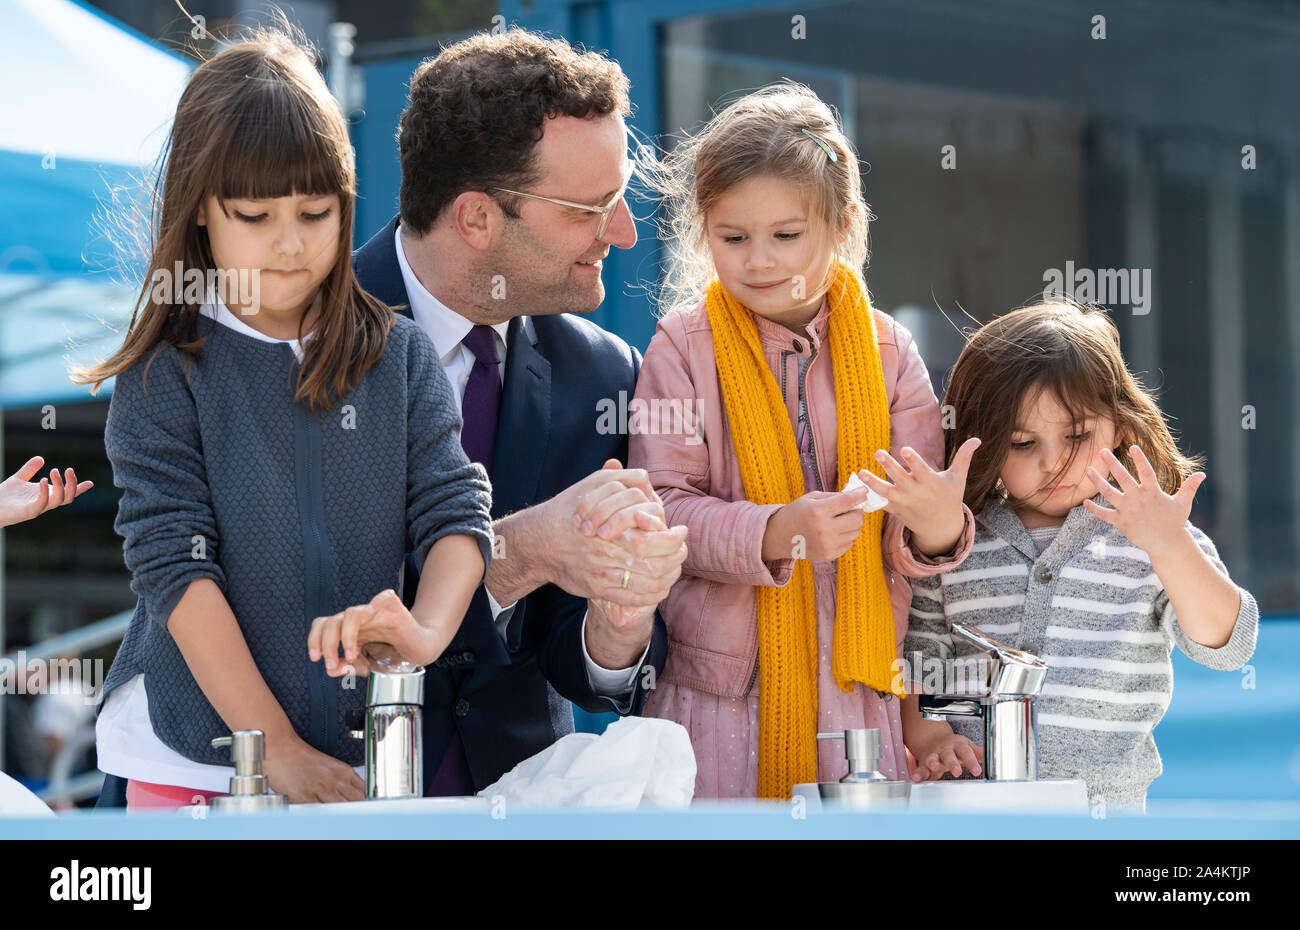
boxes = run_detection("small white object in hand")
[842,471,889,512]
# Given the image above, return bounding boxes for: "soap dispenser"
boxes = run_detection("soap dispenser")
[208,729,288,813]
[815,728,911,808]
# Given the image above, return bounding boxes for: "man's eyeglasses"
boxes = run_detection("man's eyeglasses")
[491,182,629,239]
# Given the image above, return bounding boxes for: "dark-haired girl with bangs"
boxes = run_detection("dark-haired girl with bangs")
[75,27,492,809]
[902,301,1258,813]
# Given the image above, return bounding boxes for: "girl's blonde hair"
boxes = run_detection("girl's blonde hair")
[645,81,870,317]
[71,22,393,414]
[942,298,1204,514]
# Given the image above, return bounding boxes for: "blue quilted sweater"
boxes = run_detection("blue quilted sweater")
[99,312,493,766]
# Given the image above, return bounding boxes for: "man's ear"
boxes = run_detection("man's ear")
[452,191,498,251]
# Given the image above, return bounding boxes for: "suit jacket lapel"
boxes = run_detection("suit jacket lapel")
[353,215,414,319]
[490,315,550,518]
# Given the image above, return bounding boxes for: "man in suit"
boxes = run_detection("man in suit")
[351,27,687,795]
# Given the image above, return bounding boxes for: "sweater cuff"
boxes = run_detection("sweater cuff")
[148,568,225,635]
[1171,584,1259,670]
[891,504,976,576]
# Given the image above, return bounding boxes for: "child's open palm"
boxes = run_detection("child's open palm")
[1083,446,1206,557]
[857,437,980,556]
[0,456,92,527]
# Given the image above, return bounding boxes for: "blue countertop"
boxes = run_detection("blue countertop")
[3,800,1299,840]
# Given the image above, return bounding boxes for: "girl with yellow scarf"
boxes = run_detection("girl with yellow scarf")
[630,83,980,799]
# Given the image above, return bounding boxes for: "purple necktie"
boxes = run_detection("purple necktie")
[458,324,501,474]
[426,325,501,797]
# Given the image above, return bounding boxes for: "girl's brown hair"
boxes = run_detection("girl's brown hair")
[645,80,869,316]
[71,23,392,413]
[943,299,1204,514]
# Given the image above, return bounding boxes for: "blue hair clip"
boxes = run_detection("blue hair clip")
[801,128,838,163]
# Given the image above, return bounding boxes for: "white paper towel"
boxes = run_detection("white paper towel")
[0,770,55,817]
[478,716,696,810]
[842,470,890,512]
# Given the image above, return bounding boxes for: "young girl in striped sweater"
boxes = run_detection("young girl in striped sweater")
[901,301,1258,813]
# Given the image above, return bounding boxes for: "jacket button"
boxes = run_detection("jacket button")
[454,698,470,717]
[1035,567,1053,583]
[792,339,804,352]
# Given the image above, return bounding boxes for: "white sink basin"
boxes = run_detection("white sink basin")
[172,795,489,816]
[793,778,1089,814]
[908,778,1088,813]
[287,796,489,815]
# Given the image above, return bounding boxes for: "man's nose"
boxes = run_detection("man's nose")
[599,196,637,249]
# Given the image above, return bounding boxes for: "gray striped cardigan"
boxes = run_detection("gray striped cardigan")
[903,496,1259,812]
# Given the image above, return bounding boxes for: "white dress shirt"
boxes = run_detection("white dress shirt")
[394,226,647,704]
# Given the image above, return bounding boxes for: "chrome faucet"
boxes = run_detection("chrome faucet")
[917,622,1049,781]
[348,643,425,799]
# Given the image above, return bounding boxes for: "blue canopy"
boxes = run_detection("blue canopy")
[0,0,191,407]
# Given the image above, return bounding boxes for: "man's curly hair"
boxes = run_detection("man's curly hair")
[398,27,632,235]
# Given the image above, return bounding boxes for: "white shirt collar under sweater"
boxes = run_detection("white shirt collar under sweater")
[394,224,509,372]
[198,295,311,363]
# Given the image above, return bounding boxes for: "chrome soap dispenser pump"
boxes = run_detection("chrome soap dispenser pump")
[208,729,288,813]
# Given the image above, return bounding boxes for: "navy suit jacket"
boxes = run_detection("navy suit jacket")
[352,216,669,792]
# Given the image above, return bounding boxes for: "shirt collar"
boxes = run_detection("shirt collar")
[395,224,510,361]
[977,494,1107,564]
[199,291,312,355]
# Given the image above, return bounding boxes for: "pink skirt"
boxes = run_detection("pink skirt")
[645,561,908,799]
[126,779,226,811]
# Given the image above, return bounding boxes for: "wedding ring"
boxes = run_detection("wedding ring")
[620,569,630,589]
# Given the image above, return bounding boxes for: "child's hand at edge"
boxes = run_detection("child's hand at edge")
[907,728,984,782]
[0,456,93,528]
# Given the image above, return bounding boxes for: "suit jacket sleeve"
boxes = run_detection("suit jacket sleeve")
[515,339,669,716]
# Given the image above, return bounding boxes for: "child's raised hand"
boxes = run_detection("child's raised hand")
[1083,446,1206,557]
[856,437,980,557]
[908,729,984,782]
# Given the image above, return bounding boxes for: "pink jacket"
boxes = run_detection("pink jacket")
[628,297,975,699]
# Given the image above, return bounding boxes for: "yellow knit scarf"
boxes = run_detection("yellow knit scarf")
[706,261,902,799]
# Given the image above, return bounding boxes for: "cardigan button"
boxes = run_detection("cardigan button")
[1035,567,1053,583]
[454,698,470,717]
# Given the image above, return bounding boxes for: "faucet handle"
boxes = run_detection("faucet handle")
[950,622,1049,696]
[950,622,1047,667]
